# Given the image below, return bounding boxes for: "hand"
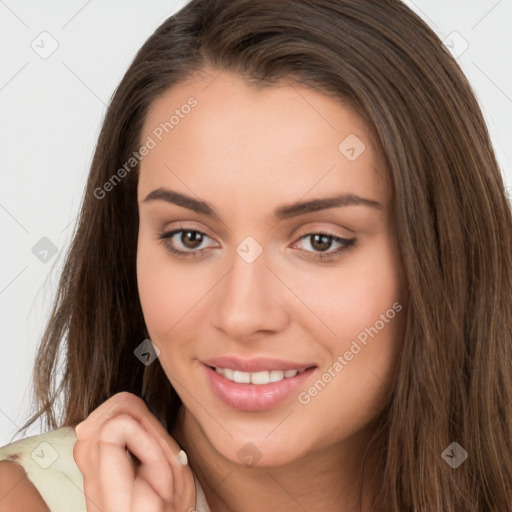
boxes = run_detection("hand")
[73,391,197,512]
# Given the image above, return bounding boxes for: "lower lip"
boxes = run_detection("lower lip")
[203,364,316,412]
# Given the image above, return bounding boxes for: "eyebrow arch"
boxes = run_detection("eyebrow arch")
[141,187,383,220]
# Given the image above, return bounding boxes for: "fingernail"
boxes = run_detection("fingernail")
[177,449,188,466]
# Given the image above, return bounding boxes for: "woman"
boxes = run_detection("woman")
[1,0,511,510]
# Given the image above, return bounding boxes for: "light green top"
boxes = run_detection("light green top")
[0,426,210,511]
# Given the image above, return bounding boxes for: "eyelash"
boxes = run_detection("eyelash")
[156,228,356,262]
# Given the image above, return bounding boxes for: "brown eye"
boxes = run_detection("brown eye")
[181,230,204,249]
[309,234,333,252]
[292,231,356,262]
[157,228,218,259]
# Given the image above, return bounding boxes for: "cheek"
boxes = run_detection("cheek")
[137,234,184,340]
[287,234,402,344]
[136,234,217,354]
[293,236,404,438]
[137,242,173,337]
[307,309,403,442]
[292,234,403,393]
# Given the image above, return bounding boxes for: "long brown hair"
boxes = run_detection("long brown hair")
[18,0,512,509]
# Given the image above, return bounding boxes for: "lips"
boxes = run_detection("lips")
[202,355,316,373]
[201,355,317,412]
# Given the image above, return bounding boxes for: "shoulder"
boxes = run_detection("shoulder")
[0,460,49,511]
[0,427,86,512]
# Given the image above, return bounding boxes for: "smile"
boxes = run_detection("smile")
[203,363,317,412]
[211,367,307,385]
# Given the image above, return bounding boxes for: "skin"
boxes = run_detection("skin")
[0,461,50,511]
[63,70,405,512]
[72,394,196,511]
[133,70,406,511]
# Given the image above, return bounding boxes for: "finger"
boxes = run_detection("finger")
[75,393,196,508]
[98,414,174,508]
[75,418,176,512]
[82,475,105,512]
[76,393,189,497]
[74,439,104,512]
[76,392,162,440]
[136,444,197,512]
[131,476,165,511]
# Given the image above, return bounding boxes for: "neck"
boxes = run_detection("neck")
[170,406,384,512]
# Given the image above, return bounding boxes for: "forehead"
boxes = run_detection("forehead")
[138,71,389,210]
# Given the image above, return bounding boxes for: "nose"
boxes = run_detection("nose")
[209,247,289,341]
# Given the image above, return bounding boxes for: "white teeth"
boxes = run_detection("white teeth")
[233,370,251,384]
[269,370,285,382]
[214,367,300,385]
[251,371,271,385]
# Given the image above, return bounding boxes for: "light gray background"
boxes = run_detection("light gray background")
[1,0,511,445]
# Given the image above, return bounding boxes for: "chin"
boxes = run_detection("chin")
[210,432,303,468]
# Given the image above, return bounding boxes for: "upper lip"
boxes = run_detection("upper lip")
[202,355,317,373]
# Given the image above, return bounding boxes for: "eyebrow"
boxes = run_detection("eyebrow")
[141,187,383,220]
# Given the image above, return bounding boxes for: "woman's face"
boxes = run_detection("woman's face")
[136,71,405,466]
